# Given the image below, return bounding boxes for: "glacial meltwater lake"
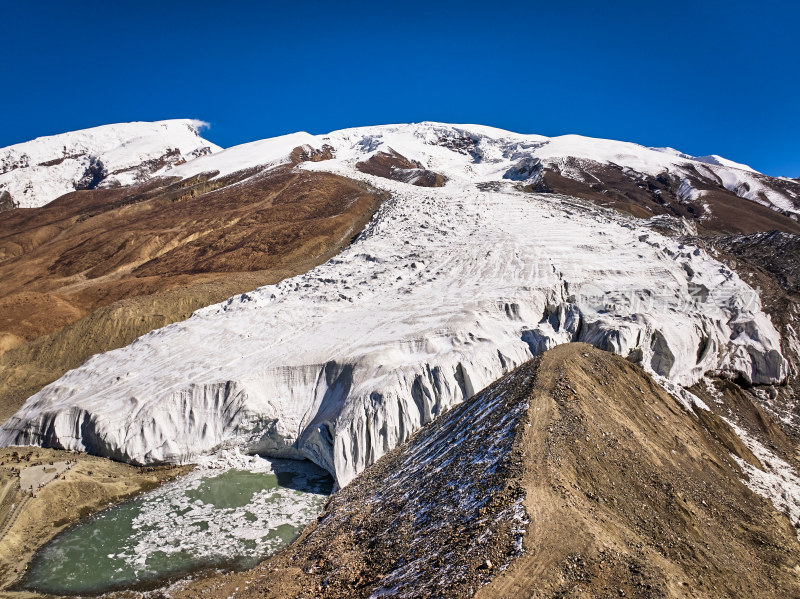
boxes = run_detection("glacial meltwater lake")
[21,456,333,595]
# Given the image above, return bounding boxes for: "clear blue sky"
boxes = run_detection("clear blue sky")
[2,1,798,176]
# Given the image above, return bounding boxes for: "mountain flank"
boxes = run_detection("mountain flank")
[0,120,219,210]
[476,344,799,599]
[165,344,800,599]
[535,163,800,236]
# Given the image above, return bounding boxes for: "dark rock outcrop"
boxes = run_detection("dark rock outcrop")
[0,191,14,212]
[73,157,107,190]
[356,148,446,187]
[291,144,335,164]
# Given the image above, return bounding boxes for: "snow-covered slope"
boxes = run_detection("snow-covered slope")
[0,123,789,487]
[158,131,318,180]
[0,119,220,209]
[692,154,758,173]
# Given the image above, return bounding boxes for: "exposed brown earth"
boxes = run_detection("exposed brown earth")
[161,345,800,599]
[0,165,378,339]
[0,160,386,423]
[537,160,800,235]
[356,148,446,187]
[0,447,190,595]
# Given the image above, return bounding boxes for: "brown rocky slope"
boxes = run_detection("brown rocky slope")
[167,344,800,599]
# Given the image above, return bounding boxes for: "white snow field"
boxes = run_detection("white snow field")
[0,123,790,487]
[0,119,220,208]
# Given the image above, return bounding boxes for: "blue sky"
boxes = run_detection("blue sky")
[2,1,798,176]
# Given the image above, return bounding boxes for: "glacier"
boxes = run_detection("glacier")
[0,123,789,487]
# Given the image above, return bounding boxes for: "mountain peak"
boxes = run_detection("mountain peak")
[0,119,220,209]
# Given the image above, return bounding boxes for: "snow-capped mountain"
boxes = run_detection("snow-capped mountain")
[154,122,800,222]
[0,122,790,487]
[0,119,220,209]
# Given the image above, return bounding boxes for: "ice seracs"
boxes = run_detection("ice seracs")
[0,123,789,487]
[0,119,220,209]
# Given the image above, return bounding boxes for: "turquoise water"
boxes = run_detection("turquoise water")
[21,458,333,595]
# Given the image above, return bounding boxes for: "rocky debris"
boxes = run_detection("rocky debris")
[697,231,800,442]
[0,154,30,175]
[356,148,446,187]
[713,231,800,295]
[643,214,697,238]
[476,344,800,599]
[187,145,215,160]
[433,133,478,157]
